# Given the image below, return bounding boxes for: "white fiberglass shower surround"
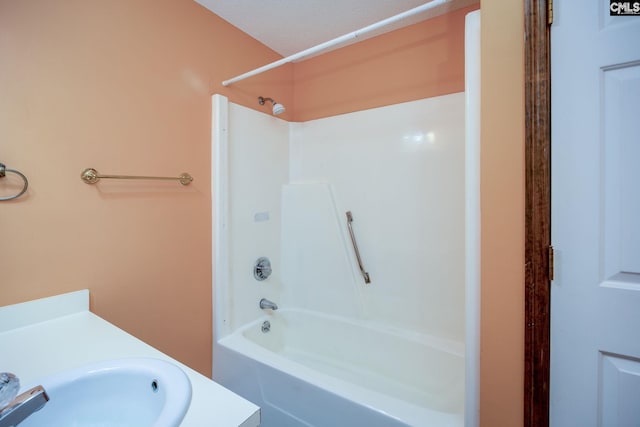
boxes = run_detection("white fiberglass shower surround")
[212,11,480,427]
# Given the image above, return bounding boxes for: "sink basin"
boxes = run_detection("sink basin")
[17,358,191,427]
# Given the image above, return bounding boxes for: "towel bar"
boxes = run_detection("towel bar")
[81,168,193,186]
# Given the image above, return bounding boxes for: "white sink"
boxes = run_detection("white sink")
[17,358,192,427]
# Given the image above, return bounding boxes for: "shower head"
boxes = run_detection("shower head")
[258,96,285,116]
[272,102,285,115]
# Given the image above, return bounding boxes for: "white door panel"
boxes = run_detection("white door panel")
[551,0,640,426]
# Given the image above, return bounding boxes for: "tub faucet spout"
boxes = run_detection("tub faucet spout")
[259,298,278,311]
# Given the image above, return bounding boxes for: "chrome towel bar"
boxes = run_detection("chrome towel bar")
[0,163,29,201]
[346,211,371,284]
[81,168,193,186]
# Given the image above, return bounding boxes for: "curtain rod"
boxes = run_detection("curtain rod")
[222,0,451,87]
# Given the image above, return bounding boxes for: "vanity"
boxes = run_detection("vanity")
[0,290,260,427]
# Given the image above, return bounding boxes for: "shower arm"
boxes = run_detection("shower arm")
[346,211,371,284]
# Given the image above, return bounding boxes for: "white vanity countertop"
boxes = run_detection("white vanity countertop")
[0,290,260,427]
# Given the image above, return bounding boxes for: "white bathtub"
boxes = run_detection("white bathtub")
[214,309,464,427]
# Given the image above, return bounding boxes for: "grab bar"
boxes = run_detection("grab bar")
[346,211,371,284]
[81,168,193,185]
[0,163,29,201]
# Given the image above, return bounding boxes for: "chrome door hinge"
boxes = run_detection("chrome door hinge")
[548,245,555,281]
[548,0,554,25]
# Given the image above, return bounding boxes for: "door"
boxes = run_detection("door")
[551,0,640,426]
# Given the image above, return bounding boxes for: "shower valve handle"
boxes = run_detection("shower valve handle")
[254,257,272,281]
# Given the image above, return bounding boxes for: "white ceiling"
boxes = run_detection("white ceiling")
[195,0,476,57]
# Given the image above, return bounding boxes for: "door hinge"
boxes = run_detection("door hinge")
[548,245,554,281]
[548,0,554,25]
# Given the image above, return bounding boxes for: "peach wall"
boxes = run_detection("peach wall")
[0,0,293,377]
[1,1,526,423]
[480,1,525,426]
[293,5,476,122]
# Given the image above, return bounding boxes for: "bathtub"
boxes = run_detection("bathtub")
[213,309,464,427]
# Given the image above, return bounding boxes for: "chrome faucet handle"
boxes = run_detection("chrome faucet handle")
[0,373,19,409]
[254,257,272,281]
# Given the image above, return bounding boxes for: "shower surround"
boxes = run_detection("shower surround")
[213,92,466,427]
[211,11,480,426]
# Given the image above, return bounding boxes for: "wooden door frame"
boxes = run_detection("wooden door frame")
[524,0,551,425]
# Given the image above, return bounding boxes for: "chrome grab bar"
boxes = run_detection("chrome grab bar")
[346,211,371,284]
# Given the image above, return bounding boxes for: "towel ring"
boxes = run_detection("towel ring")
[0,163,29,201]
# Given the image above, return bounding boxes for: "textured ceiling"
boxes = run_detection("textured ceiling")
[195,0,476,57]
